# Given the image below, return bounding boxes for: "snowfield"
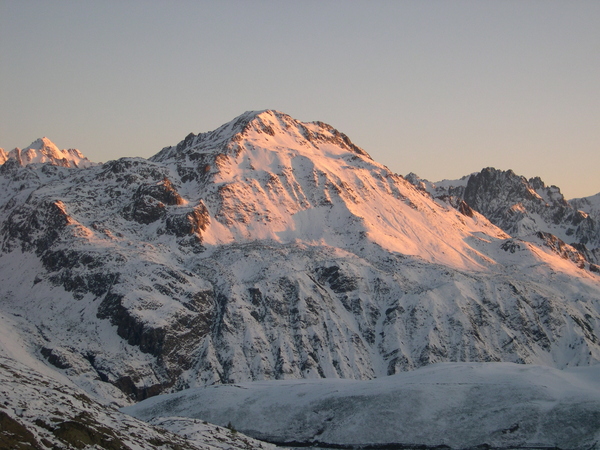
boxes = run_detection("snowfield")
[124,362,600,449]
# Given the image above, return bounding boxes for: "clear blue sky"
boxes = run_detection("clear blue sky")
[1,0,599,198]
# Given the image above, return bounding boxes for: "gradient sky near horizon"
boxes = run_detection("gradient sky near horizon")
[1,1,599,199]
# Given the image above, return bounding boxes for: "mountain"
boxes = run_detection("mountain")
[1,137,95,168]
[407,168,600,266]
[1,110,599,446]
[147,109,506,268]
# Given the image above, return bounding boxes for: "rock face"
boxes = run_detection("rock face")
[408,168,600,266]
[571,192,600,221]
[464,169,599,248]
[0,110,599,408]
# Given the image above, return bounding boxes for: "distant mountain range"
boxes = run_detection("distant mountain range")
[1,110,599,448]
[0,137,95,168]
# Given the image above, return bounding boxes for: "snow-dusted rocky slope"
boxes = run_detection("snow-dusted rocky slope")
[0,137,95,169]
[407,169,600,266]
[124,362,600,449]
[572,192,600,225]
[0,110,599,411]
[0,354,277,449]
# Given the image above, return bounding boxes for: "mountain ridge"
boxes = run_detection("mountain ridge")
[0,137,95,169]
[146,109,511,270]
[152,110,371,163]
[1,111,599,448]
[407,168,600,267]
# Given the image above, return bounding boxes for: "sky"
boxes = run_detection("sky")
[1,1,599,199]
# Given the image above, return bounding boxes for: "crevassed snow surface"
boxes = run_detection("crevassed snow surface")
[124,362,600,449]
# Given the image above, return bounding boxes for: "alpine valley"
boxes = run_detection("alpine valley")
[1,110,599,449]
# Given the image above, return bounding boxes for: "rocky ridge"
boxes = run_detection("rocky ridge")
[407,168,600,267]
[571,192,600,225]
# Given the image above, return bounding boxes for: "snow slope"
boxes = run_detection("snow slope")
[0,352,279,449]
[151,110,507,270]
[124,362,600,449]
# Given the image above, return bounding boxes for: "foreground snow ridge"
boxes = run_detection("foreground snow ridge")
[0,355,282,450]
[123,362,600,449]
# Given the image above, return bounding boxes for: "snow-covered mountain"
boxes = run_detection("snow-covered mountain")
[0,137,95,168]
[1,110,599,446]
[408,168,600,266]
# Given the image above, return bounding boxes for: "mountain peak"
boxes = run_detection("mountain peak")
[2,138,95,169]
[151,110,371,163]
[224,109,297,140]
[234,108,285,122]
[233,110,370,157]
[28,136,61,153]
